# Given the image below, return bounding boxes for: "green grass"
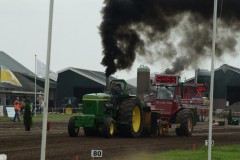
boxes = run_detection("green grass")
[122,145,240,160]
[0,113,79,122]
[31,113,79,122]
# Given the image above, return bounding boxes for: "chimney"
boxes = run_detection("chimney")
[105,76,110,92]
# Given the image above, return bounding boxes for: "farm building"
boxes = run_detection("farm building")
[214,64,240,109]
[0,51,57,108]
[187,64,240,110]
[56,67,136,108]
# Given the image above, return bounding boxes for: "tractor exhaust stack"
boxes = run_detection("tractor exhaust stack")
[105,76,110,92]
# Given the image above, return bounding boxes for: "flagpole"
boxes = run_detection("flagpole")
[208,0,218,160]
[35,54,37,117]
[40,0,54,160]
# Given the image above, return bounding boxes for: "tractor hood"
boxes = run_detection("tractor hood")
[82,93,111,101]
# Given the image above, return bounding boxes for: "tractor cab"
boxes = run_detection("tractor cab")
[109,79,133,102]
[109,79,130,96]
[150,74,181,118]
[154,86,178,117]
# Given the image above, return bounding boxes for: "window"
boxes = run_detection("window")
[156,87,173,100]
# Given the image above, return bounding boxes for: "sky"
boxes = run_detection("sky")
[0,0,240,81]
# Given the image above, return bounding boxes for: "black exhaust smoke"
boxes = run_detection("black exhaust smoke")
[100,0,240,76]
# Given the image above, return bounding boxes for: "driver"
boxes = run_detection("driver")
[110,81,121,96]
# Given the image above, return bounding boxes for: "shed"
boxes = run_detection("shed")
[186,64,240,110]
[214,64,240,109]
[56,67,136,107]
[0,51,56,108]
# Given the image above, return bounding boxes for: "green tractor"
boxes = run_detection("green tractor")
[68,79,144,138]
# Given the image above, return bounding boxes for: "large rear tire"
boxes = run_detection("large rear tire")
[118,98,143,137]
[103,118,116,138]
[175,109,193,136]
[68,116,79,137]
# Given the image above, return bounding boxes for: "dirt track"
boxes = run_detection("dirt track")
[0,121,240,160]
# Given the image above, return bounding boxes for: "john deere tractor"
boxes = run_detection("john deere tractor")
[68,79,144,138]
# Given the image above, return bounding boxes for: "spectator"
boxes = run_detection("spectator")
[39,99,44,114]
[20,97,26,115]
[13,97,21,122]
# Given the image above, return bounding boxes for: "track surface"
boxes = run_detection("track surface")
[0,121,240,160]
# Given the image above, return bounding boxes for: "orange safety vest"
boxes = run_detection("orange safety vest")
[14,100,20,110]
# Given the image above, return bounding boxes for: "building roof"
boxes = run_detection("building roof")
[187,64,240,82]
[0,51,35,76]
[217,64,240,74]
[0,51,56,94]
[58,67,113,85]
[58,67,136,89]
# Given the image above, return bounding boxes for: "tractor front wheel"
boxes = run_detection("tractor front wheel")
[103,118,115,138]
[175,109,193,136]
[68,116,79,137]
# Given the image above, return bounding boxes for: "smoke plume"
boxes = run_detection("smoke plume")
[100,0,240,76]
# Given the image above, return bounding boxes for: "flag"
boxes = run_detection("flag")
[37,59,58,81]
[0,66,22,87]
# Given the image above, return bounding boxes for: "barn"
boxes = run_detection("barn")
[56,67,136,108]
[214,64,240,109]
[187,64,240,110]
[0,51,57,108]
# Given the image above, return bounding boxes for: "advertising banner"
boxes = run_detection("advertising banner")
[6,107,15,118]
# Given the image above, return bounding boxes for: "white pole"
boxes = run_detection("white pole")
[35,54,37,117]
[208,0,218,160]
[40,0,54,160]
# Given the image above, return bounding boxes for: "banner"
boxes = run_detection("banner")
[6,107,15,118]
[37,59,58,81]
[0,66,22,87]
[0,105,3,116]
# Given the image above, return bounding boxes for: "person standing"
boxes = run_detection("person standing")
[19,97,26,116]
[39,98,44,114]
[13,97,21,122]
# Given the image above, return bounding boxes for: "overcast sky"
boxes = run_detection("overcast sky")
[0,0,240,80]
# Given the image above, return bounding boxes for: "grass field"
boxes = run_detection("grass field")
[123,145,240,160]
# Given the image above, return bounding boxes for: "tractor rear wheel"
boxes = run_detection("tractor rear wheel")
[103,118,115,138]
[175,109,193,136]
[68,116,79,137]
[118,98,143,137]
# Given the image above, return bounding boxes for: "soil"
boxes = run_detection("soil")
[0,121,240,160]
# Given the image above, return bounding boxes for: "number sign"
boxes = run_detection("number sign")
[155,74,178,85]
[196,86,206,92]
[91,150,102,157]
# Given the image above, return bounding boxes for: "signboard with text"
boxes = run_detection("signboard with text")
[155,74,179,86]
[6,107,15,118]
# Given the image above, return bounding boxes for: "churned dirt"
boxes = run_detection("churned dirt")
[0,121,240,160]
